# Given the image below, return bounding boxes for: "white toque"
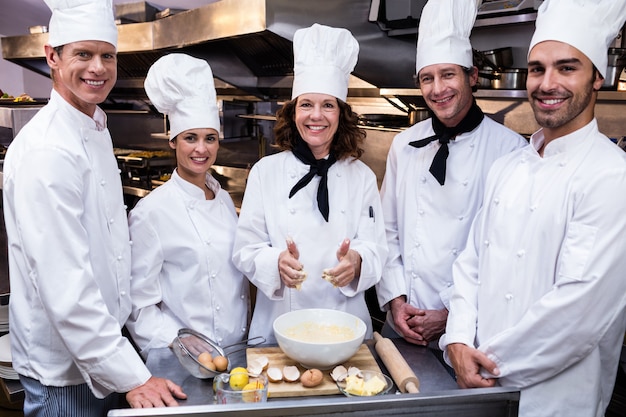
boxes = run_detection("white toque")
[529,0,626,79]
[144,54,220,140]
[415,0,480,75]
[45,0,118,48]
[291,23,359,102]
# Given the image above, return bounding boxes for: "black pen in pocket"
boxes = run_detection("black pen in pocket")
[369,206,375,222]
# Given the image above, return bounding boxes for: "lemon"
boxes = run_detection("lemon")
[241,381,265,402]
[229,368,249,390]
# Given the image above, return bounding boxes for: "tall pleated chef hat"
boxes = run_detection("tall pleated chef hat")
[529,0,626,79]
[291,23,359,102]
[415,0,479,75]
[144,54,220,140]
[44,0,118,48]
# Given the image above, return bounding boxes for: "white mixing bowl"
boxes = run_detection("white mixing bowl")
[273,308,366,369]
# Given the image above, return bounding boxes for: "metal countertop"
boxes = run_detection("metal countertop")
[108,339,520,417]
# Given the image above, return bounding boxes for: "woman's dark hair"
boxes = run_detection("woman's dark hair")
[273,97,365,160]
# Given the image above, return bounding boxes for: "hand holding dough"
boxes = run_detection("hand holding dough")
[279,238,307,289]
[322,239,361,287]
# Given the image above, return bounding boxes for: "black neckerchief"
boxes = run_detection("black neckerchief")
[289,138,337,222]
[409,100,484,185]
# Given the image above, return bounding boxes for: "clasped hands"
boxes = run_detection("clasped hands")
[390,297,448,346]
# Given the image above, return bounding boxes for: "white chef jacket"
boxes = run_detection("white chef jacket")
[440,120,626,417]
[233,151,388,344]
[377,116,526,332]
[126,170,249,356]
[3,90,150,397]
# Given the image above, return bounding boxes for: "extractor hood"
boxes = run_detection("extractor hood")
[0,0,419,100]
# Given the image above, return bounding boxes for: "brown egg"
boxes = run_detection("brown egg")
[200,361,216,372]
[198,352,213,367]
[213,355,229,372]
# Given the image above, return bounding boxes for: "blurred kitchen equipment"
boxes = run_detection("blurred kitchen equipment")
[480,47,513,71]
[373,332,420,393]
[604,48,626,89]
[408,107,431,125]
[477,72,493,88]
[115,149,175,190]
[480,68,527,90]
[114,1,159,23]
[478,0,543,15]
[358,113,410,128]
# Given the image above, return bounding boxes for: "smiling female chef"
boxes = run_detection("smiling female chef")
[233,23,388,344]
[125,54,249,357]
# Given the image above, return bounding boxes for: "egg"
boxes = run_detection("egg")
[213,355,228,372]
[198,352,213,367]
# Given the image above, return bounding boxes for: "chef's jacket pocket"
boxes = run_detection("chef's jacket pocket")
[557,221,598,283]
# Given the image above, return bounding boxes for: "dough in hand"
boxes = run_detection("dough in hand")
[294,270,307,290]
[321,269,337,287]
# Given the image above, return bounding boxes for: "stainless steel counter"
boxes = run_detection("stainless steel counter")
[108,339,520,417]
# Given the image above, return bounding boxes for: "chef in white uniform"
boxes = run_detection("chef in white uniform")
[126,54,249,356]
[2,1,185,415]
[440,1,626,416]
[233,24,387,344]
[376,0,526,347]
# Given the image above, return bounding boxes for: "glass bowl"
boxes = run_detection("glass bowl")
[214,372,268,404]
[336,369,393,397]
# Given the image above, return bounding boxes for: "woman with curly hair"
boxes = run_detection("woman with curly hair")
[233,23,387,344]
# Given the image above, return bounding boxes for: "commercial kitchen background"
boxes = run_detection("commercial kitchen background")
[1,1,625,416]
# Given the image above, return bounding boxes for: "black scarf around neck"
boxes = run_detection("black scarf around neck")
[288,138,337,222]
[409,100,484,185]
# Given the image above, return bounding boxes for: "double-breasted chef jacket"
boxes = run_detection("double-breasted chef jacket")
[126,169,249,356]
[3,89,150,397]
[440,120,626,417]
[376,116,526,330]
[233,151,388,344]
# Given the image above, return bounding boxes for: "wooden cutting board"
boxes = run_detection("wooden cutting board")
[246,344,381,398]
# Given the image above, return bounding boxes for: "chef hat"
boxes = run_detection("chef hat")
[415,0,479,75]
[45,0,118,48]
[529,0,626,79]
[144,54,220,140]
[291,23,359,102]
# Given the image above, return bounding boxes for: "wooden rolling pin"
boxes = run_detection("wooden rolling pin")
[373,332,420,393]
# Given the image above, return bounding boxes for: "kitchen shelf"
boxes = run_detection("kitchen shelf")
[380,88,626,102]
[384,11,537,37]
[237,114,277,121]
[474,11,537,28]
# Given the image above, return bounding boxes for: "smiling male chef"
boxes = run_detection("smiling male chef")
[439,0,626,416]
[376,0,525,352]
[2,1,186,415]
